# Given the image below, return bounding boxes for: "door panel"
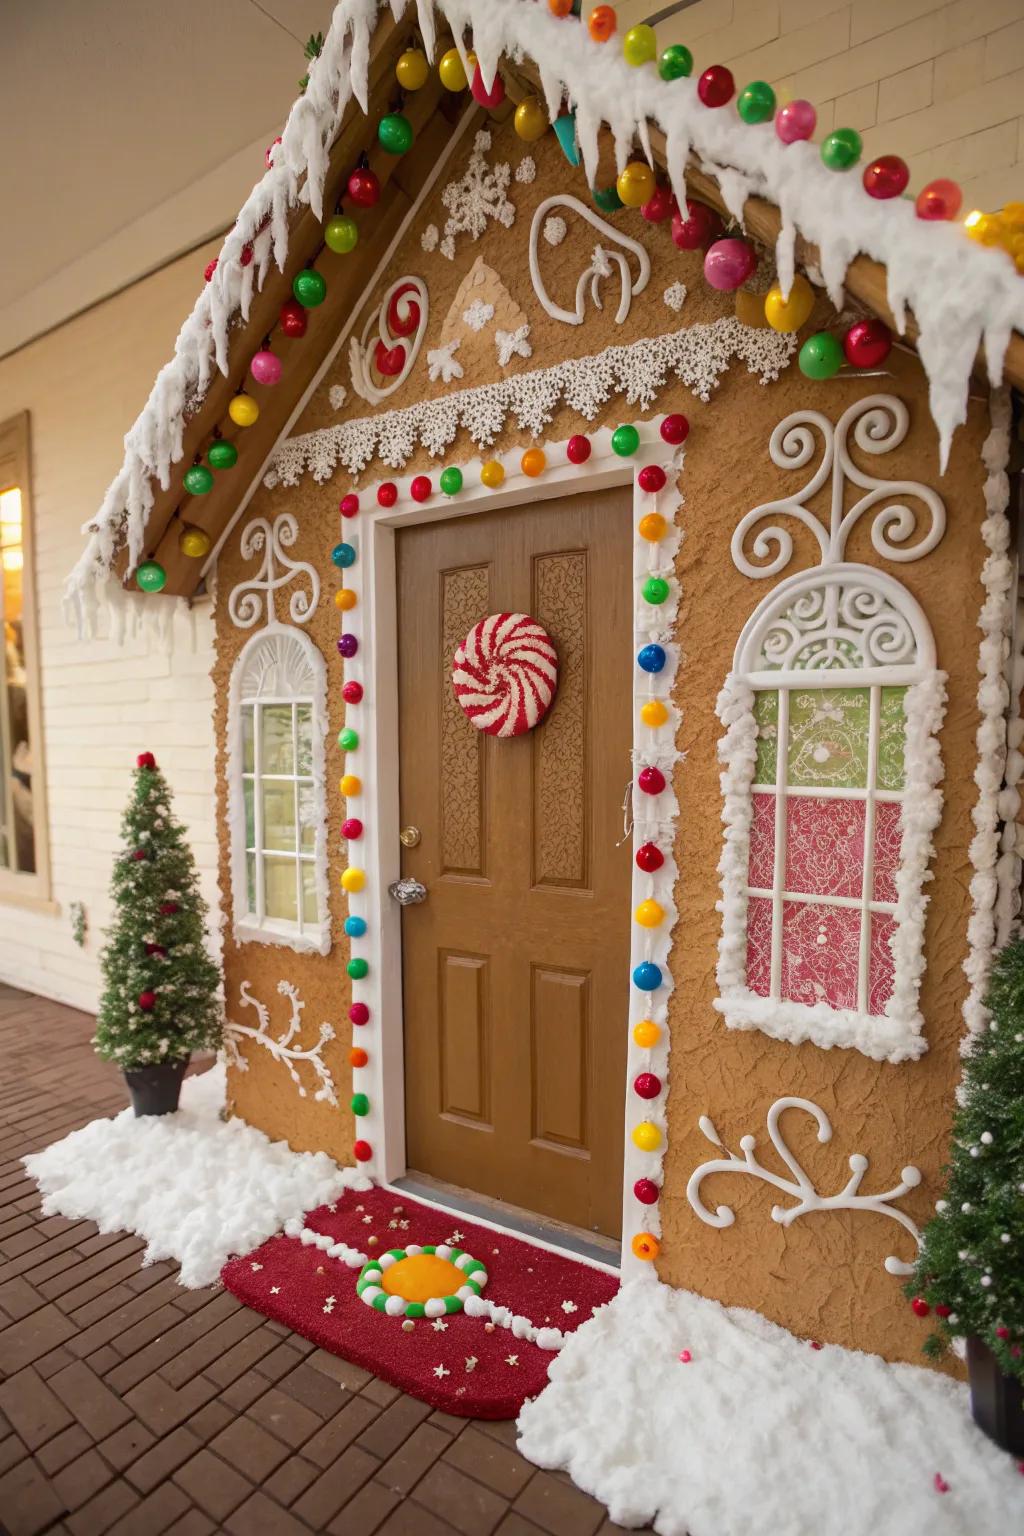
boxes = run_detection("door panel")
[397,488,632,1238]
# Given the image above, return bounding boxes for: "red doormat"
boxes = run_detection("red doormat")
[221,1185,619,1419]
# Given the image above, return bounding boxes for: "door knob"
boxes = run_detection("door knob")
[389,877,428,906]
[399,826,421,848]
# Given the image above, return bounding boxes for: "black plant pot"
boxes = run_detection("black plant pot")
[968,1336,1024,1455]
[123,1058,189,1117]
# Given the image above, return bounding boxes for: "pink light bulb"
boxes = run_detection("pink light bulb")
[776,99,816,144]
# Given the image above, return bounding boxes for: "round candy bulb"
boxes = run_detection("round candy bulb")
[775,99,816,143]
[342,680,363,704]
[704,237,757,291]
[632,961,663,991]
[439,466,463,495]
[338,633,359,659]
[566,434,592,464]
[633,1018,661,1048]
[915,178,962,221]
[331,542,355,568]
[658,43,692,80]
[348,960,369,982]
[341,867,365,893]
[480,459,505,489]
[631,1120,662,1151]
[279,297,308,337]
[634,1071,662,1099]
[637,643,666,674]
[617,160,656,208]
[640,699,669,728]
[340,493,359,517]
[764,274,815,333]
[136,561,167,593]
[342,817,363,840]
[293,269,326,308]
[634,1177,659,1204]
[638,765,666,795]
[641,184,675,223]
[635,899,664,928]
[636,842,665,872]
[396,48,429,91]
[344,915,367,937]
[843,317,892,368]
[438,47,468,91]
[350,1002,369,1024]
[353,1140,372,1161]
[183,464,213,496]
[637,464,666,493]
[325,214,359,254]
[642,575,670,605]
[521,448,546,477]
[799,332,844,380]
[591,183,624,214]
[660,413,689,445]
[340,774,361,796]
[471,64,505,109]
[229,393,259,427]
[638,512,668,542]
[207,439,238,470]
[250,349,282,386]
[820,127,862,171]
[178,525,211,559]
[631,1232,660,1260]
[737,80,775,123]
[697,64,734,107]
[863,154,909,200]
[350,1046,369,1067]
[377,482,398,507]
[514,96,548,141]
[347,168,380,208]
[338,727,359,750]
[378,113,413,155]
[548,0,573,12]
[622,24,657,67]
[335,588,356,612]
[671,198,724,250]
[611,424,640,457]
[588,5,617,42]
[410,475,432,503]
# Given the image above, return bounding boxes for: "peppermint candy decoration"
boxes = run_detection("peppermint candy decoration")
[452,613,558,738]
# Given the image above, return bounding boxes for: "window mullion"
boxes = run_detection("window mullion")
[254,705,266,925]
[857,685,882,1011]
[770,688,789,1000]
[292,704,303,935]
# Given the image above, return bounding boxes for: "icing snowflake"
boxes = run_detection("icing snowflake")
[543,215,567,247]
[505,1354,519,1366]
[560,1300,578,1314]
[427,340,464,384]
[495,325,533,367]
[270,1285,280,1294]
[663,282,688,312]
[421,223,439,253]
[462,300,494,332]
[515,156,536,184]
[250,1262,263,1272]
[323,1295,337,1314]
[465,1356,478,1372]
[438,131,515,261]
[328,383,347,410]
[433,1364,450,1379]
[432,1318,449,1332]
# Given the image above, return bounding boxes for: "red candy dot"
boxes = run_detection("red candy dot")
[342,818,364,839]
[660,414,689,445]
[340,494,359,517]
[637,464,667,493]
[633,1177,659,1205]
[566,434,591,464]
[915,178,962,221]
[349,1002,370,1025]
[636,842,665,873]
[638,766,666,795]
[671,199,723,251]
[353,1140,373,1162]
[911,1297,931,1318]
[843,318,892,369]
[342,681,364,704]
[377,482,398,507]
[410,475,432,503]
[240,244,254,267]
[204,258,218,282]
[679,1349,692,1363]
[810,1340,823,1350]
[634,1072,662,1099]
[641,184,675,224]
[697,65,734,108]
[863,154,909,200]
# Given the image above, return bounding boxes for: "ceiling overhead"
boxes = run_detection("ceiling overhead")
[0,0,336,358]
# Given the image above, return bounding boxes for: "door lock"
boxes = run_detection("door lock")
[399,825,421,848]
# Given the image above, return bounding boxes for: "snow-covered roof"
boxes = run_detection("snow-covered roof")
[68,0,1024,627]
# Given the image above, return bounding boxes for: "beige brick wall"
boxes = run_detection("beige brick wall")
[619,0,1024,210]
[0,245,222,1012]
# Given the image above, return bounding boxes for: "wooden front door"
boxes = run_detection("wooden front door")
[396,488,632,1239]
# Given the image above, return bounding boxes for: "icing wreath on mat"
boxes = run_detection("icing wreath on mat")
[452,613,558,738]
[356,1242,489,1318]
[686,1096,922,1277]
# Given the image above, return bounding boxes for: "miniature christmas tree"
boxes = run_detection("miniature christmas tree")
[94,753,221,1069]
[906,936,1024,1382]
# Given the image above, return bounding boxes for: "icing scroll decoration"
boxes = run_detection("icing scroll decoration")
[350,277,428,405]
[731,395,945,581]
[228,512,319,629]
[529,195,650,327]
[223,979,337,1105]
[686,1096,922,1276]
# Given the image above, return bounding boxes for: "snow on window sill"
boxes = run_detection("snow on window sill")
[713,988,927,1065]
[234,916,331,958]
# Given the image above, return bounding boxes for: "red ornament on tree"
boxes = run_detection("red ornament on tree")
[137,752,156,769]
[638,465,667,493]
[660,414,690,445]
[862,154,909,200]
[353,1139,373,1162]
[342,818,364,839]
[934,1303,952,1318]
[671,199,724,250]
[348,168,380,207]
[636,842,665,872]
[911,1296,931,1318]
[641,184,676,223]
[410,475,432,502]
[340,493,359,517]
[638,766,666,795]
[843,318,892,369]
[633,1177,659,1204]
[144,943,167,957]
[159,901,179,916]
[138,991,157,1012]
[377,482,399,508]
[279,298,308,338]
[634,1072,662,1099]
[342,680,364,704]
[697,65,734,107]
[566,434,592,464]
[132,849,147,862]
[996,1325,1011,1340]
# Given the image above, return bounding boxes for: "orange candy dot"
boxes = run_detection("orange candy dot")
[588,5,617,42]
[349,1046,369,1068]
[335,589,357,611]
[632,1232,660,1261]
[640,700,669,729]
[638,512,668,542]
[633,1019,661,1048]
[548,0,574,14]
[340,774,362,796]
[521,448,546,477]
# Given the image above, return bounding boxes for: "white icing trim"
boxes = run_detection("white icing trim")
[265,320,795,485]
[962,388,1016,1049]
[349,276,429,405]
[224,980,338,1104]
[528,195,650,326]
[462,1293,565,1351]
[283,1217,368,1266]
[227,511,319,629]
[686,1096,921,1278]
[227,623,331,955]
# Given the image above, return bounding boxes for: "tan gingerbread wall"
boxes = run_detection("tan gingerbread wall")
[214,109,995,1367]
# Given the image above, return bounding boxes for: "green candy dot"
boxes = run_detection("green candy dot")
[183,464,213,496]
[293,268,327,307]
[136,561,166,593]
[443,1294,462,1314]
[378,112,413,154]
[347,957,368,981]
[405,1302,426,1318]
[611,424,640,457]
[643,576,670,605]
[658,43,693,80]
[821,127,862,171]
[371,1292,387,1311]
[439,467,463,496]
[592,183,623,213]
[421,1244,436,1255]
[737,80,776,124]
[338,727,359,750]
[207,440,238,470]
[798,332,844,380]
[351,1092,370,1116]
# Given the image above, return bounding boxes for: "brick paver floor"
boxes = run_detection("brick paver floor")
[0,983,636,1536]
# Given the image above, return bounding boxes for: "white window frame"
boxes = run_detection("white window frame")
[227,623,330,955]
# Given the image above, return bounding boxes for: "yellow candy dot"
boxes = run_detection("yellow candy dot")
[638,512,668,542]
[763,275,814,334]
[480,459,505,489]
[382,1253,464,1302]
[228,393,259,428]
[635,899,664,928]
[521,448,546,477]
[622,23,656,67]
[178,525,211,559]
[340,775,361,797]
[640,700,669,729]
[341,868,365,893]
[631,1121,662,1152]
[617,160,655,208]
[396,48,429,91]
[438,47,468,91]
[514,96,549,142]
[631,1232,660,1261]
[633,1019,661,1049]
[335,589,357,611]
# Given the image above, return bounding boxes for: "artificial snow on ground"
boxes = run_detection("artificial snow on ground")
[517,1279,1024,1536]
[23,1063,368,1287]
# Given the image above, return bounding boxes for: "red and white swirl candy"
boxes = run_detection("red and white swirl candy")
[452,614,558,738]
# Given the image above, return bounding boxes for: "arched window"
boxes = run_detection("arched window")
[716,397,947,1064]
[227,624,330,955]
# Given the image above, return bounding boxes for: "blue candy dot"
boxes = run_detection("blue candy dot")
[332,542,356,568]
[633,961,663,991]
[637,643,667,674]
[344,916,367,938]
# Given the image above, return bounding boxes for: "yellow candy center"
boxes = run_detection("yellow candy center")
[381,1253,464,1303]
